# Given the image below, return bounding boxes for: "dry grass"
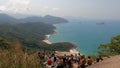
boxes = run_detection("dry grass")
[0,42,42,68]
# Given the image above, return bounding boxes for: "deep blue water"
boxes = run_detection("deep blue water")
[49,20,120,55]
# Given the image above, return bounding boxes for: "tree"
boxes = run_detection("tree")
[98,35,120,56]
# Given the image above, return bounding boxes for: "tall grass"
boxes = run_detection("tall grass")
[0,42,42,68]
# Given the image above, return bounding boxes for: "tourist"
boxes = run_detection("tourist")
[78,55,86,68]
[57,58,64,68]
[87,56,92,66]
[66,57,73,68]
[96,55,103,62]
[51,53,57,68]
[63,54,67,67]
[77,53,81,63]
[46,57,52,68]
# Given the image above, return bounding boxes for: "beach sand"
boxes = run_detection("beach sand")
[42,35,52,44]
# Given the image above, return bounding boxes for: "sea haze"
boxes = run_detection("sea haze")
[49,20,120,55]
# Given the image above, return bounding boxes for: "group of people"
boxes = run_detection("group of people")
[38,51,103,68]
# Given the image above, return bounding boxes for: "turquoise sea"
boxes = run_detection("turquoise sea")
[49,20,120,55]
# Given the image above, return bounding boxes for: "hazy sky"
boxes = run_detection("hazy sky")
[0,0,120,19]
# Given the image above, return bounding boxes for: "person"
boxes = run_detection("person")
[78,55,86,68]
[66,57,73,68]
[47,57,52,65]
[73,54,78,63]
[77,53,81,64]
[96,55,103,62]
[51,53,57,68]
[42,50,46,59]
[87,56,92,66]
[57,58,64,68]
[38,51,41,59]
[45,57,52,68]
[63,54,67,67]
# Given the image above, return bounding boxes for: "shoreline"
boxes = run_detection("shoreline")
[42,27,57,44]
[42,35,52,44]
[43,24,79,54]
[42,34,79,54]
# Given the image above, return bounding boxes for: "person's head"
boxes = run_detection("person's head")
[49,57,51,59]
[64,54,66,56]
[81,55,85,59]
[38,52,40,54]
[71,54,73,57]
[78,53,80,55]
[52,53,54,57]
[88,56,91,59]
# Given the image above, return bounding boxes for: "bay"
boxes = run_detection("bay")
[49,20,120,55]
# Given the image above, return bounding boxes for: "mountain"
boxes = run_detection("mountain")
[0,13,68,24]
[43,15,68,24]
[0,13,18,23]
[20,15,68,24]
[19,16,44,23]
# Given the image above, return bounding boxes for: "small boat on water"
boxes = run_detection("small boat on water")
[96,22,105,25]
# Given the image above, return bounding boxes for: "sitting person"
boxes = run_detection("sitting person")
[96,55,103,62]
[87,56,92,66]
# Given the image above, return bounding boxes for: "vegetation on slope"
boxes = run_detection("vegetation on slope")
[98,35,120,56]
[0,22,74,51]
[0,39,42,68]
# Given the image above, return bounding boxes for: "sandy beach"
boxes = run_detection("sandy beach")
[43,32,79,54]
[43,35,52,44]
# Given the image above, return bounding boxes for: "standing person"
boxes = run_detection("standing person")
[78,55,86,68]
[74,54,78,63]
[66,57,73,68]
[42,50,46,59]
[51,53,57,68]
[38,51,41,59]
[57,58,64,68]
[63,54,67,67]
[87,56,92,66]
[46,57,52,68]
[77,53,81,64]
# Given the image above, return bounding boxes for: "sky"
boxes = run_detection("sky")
[0,0,120,20]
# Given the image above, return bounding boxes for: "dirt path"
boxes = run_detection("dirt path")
[87,55,120,68]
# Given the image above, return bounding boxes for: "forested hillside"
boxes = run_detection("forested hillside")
[0,18,74,52]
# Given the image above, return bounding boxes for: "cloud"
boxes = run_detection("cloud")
[52,8,59,11]
[8,0,30,6]
[0,0,30,13]
[0,6,6,11]
[42,6,59,12]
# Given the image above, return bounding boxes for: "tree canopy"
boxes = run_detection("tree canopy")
[98,35,120,56]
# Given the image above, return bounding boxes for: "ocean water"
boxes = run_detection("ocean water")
[49,20,120,55]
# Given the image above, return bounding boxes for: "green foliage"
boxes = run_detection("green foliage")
[0,22,55,41]
[98,35,120,56]
[0,23,74,52]
[49,42,75,51]
[90,54,99,61]
[24,41,75,51]
[0,38,10,50]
